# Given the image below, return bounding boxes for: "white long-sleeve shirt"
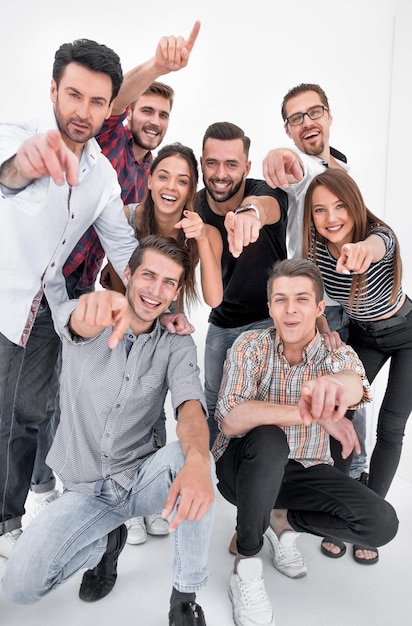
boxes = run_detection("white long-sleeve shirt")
[0,110,138,344]
[285,148,350,259]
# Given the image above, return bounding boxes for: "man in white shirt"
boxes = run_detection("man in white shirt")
[0,38,183,559]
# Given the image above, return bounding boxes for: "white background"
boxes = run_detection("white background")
[1,0,411,479]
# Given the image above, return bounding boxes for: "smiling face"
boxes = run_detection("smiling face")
[123,248,182,334]
[127,93,171,153]
[201,137,251,204]
[50,62,113,153]
[284,90,332,160]
[268,275,325,362]
[147,155,192,218]
[311,184,355,251]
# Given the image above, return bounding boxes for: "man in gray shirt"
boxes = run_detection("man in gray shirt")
[3,236,215,626]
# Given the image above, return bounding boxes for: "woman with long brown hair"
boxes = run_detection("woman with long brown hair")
[303,168,410,562]
[102,142,223,311]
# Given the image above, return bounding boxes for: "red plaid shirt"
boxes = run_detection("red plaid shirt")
[62,112,152,289]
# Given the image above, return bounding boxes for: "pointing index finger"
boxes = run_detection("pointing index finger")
[185,20,201,52]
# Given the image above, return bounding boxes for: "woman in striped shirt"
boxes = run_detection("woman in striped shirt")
[302,168,411,555]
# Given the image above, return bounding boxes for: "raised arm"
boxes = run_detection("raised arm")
[111,21,201,116]
[174,211,223,307]
[162,399,214,531]
[0,129,79,188]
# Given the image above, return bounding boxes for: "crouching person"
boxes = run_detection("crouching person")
[212,259,398,626]
[3,236,216,626]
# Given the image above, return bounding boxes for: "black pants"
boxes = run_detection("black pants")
[349,301,412,497]
[215,425,398,557]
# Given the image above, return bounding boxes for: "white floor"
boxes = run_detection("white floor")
[0,471,411,626]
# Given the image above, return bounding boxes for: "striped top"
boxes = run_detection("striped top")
[212,327,371,466]
[311,231,403,321]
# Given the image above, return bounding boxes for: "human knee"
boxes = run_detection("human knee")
[244,425,289,464]
[159,440,193,479]
[376,414,407,447]
[3,557,42,605]
[368,498,399,546]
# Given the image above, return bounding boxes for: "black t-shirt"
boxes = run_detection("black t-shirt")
[197,179,287,328]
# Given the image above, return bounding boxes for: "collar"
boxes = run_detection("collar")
[329,146,347,164]
[123,317,163,343]
[126,132,153,166]
[320,146,348,168]
[275,329,323,363]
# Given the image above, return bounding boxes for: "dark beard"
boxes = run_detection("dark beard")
[203,176,244,203]
[304,140,325,157]
[130,128,155,151]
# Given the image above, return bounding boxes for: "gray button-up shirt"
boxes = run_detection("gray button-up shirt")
[47,300,207,494]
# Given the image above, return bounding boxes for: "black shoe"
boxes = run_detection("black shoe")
[357,472,369,485]
[169,602,207,625]
[79,524,127,602]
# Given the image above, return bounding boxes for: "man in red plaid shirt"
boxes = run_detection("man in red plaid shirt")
[63,21,200,296]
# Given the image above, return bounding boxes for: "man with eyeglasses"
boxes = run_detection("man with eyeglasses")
[262,84,373,564]
[263,83,349,260]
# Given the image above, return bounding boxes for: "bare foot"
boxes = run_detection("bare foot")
[321,539,346,556]
[354,546,379,562]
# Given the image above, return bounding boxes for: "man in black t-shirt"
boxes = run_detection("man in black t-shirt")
[197,122,287,447]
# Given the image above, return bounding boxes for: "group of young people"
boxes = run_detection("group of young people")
[0,19,409,626]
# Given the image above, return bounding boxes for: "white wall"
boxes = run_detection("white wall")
[1,0,411,480]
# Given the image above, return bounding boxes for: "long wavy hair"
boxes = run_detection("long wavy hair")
[302,169,402,310]
[136,143,200,312]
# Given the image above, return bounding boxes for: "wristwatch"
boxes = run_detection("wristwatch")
[234,203,260,220]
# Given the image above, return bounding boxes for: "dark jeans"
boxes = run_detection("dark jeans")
[30,268,95,494]
[349,299,412,497]
[0,299,61,533]
[216,426,398,557]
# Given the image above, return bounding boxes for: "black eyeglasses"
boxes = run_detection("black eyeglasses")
[285,105,329,127]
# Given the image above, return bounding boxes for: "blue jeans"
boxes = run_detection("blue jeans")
[205,318,273,448]
[0,298,61,534]
[3,441,217,604]
[325,305,367,479]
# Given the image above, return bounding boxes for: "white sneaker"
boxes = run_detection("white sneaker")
[126,517,147,545]
[25,489,61,522]
[0,528,23,558]
[229,557,275,626]
[145,514,169,536]
[265,527,307,579]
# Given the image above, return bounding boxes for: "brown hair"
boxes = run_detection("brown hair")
[202,121,250,157]
[130,81,174,111]
[302,169,402,309]
[128,235,190,288]
[136,143,199,312]
[281,83,329,122]
[267,259,324,303]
